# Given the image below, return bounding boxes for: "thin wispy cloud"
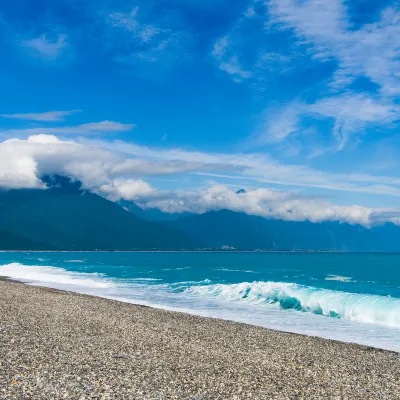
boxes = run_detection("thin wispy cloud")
[21,33,69,60]
[258,92,400,150]
[89,137,400,198]
[212,0,400,151]
[0,110,81,122]
[1,121,135,137]
[106,5,190,73]
[253,101,305,145]
[212,36,253,82]
[211,2,292,85]
[263,0,400,148]
[268,0,400,95]
[310,93,400,149]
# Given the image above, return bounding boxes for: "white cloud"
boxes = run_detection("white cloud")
[106,6,189,71]
[254,101,305,144]
[260,92,400,148]
[1,121,135,137]
[1,134,400,226]
[108,7,141,32]
[0,154,43,190]
[310,93,400,149]
[140,185,400,227]
[213,1,400,149]
[21,33,68,60]
[107,6,162,45]
[0,134,236,191]
[268,0,400,96]
[211,2,292,84]
[212,36,253,82]
[100,179,156,201]
[0,110,80,122]
[253,91,400,149]
[91,138,400,197]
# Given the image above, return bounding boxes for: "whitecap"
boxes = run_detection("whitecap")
[325,275,355,283]
[0,263,112,289]
[185,281,400,328]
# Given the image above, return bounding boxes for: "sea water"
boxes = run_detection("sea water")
[1,252,400,352]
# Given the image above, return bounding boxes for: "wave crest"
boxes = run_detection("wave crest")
[185,281,400,328]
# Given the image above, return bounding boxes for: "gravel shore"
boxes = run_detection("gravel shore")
[1,279,399,399]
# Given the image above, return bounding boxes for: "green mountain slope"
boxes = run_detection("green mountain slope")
[2,176,399,252]
[171,210,400,252]
[0,178,197,251]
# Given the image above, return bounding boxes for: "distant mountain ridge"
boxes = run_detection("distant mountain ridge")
[0,175,400,252]
[0,176,198,251]
[169,210,400,252]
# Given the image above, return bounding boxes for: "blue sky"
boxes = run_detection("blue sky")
[1,0,400,224]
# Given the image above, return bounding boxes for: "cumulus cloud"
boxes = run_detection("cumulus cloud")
[100,179,156,201]
[0,134,236,192]
[139,185,400,227]
[1,134,400,226]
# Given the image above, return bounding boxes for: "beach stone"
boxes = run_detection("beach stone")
[0,279,399,399]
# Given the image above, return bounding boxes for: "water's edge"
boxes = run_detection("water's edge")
[2,276,398,355]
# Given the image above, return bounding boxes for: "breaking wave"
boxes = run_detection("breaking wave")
[2,262,400,331]
[185,281,400,328]
[0,263,112,289]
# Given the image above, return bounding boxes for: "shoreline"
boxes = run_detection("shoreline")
[2,250,399,254]
[1,279,400,398]
[1,276,396,354]
[0,249,351,253]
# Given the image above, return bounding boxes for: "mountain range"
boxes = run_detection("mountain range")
[0,175,399,252]
[0,176,195,251]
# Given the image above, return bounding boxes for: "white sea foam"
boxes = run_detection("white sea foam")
[173,279,212,285]
[185,281,400,328]
[131,278,162,282]
[0,263,112,289]
[2,262,400,352]
[65,260,84,263]
[215,268,258,274]
[325,275,355,283]
[216,268,241,272]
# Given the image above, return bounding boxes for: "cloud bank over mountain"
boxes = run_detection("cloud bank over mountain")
[1,134,399,227]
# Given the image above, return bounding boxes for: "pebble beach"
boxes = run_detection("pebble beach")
[1,278,400,399]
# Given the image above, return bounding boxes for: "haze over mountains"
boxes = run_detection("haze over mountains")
[0,175,400,252]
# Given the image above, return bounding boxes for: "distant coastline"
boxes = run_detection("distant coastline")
[3,249,400,254]
[0,249,352,253]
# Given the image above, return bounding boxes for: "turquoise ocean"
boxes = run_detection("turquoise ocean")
[1,252,400,352]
